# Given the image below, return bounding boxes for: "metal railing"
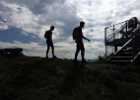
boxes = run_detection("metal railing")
[105,19,140,63]
[105,20,128,44]
[105,20,129,56]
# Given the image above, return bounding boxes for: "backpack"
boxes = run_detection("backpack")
[44,31,49,39]
[72,28,77,40]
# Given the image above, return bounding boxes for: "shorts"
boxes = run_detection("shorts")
[46,40,54,47]
[76,41,85,50]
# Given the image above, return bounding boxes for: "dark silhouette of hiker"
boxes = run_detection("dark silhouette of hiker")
[73,21,90,63]
[44,25,56,59]
[119,23,128,39]
[133,18,140,33]
[130,17,139,37]
[120,17,138,39]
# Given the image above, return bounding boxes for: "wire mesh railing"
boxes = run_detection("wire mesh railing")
[105,17,140,63]
[105,20,128,56]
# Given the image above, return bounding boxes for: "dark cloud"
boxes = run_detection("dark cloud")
[3,0,66,14]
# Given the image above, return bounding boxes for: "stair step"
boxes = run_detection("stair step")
[112,56,132,58]
[116,53,133,57]
[122,49,133,52]
[118,50,133,56]
[120,52,133,55]
[111,60,132,63]
[111,56,133,61]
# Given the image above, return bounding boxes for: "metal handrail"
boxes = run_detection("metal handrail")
[105,19,130,56]
[105,21,128,42]
[105,20,128,29]
[132,51,140,63]
[114,38,133,55]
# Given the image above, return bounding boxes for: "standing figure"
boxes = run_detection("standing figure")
[73,21,90,63]
[44,25,56,59]
[120,17,138,39]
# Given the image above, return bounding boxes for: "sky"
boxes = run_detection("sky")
[0,0,140,60]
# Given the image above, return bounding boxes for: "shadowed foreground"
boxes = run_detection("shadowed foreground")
[0,57,140,100]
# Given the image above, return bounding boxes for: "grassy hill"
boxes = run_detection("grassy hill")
[0,56,140,100]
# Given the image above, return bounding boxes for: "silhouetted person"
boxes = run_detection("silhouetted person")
[130,17,139,37]
[119,23,128,38]
[73,21,90,63]
[120,17,138,39]
[44,25,56,59]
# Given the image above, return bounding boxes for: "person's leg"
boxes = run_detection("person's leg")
[81,49,85,61]
[50,41,56,58]
[75,44,80,61]
[81,43,86,63]
[46,43,50,58]
[52,45,55,58]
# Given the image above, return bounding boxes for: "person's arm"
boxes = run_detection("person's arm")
[82,35,91,41]
[81,30,91,41]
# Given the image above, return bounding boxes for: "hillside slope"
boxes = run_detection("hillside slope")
[0,57,140,100]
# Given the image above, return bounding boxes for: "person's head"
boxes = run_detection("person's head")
[128,17,138,28]
[132,17,138,20]
[132,17,138,27]
[50,25,55,31]
[80,21,85,28]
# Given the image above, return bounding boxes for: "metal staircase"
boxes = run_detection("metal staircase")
[105,17,140,63]
[111,39,132,63]
[111,39,140,63]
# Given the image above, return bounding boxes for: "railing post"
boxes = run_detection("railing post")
[105,27,107,57]
[112,25,117,52]
[112,25,115,39]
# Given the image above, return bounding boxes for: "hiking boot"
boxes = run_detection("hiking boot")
[46,56,48,59]
[53,55,57,59]
[73,59,78,63]
[82,59,87,64]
